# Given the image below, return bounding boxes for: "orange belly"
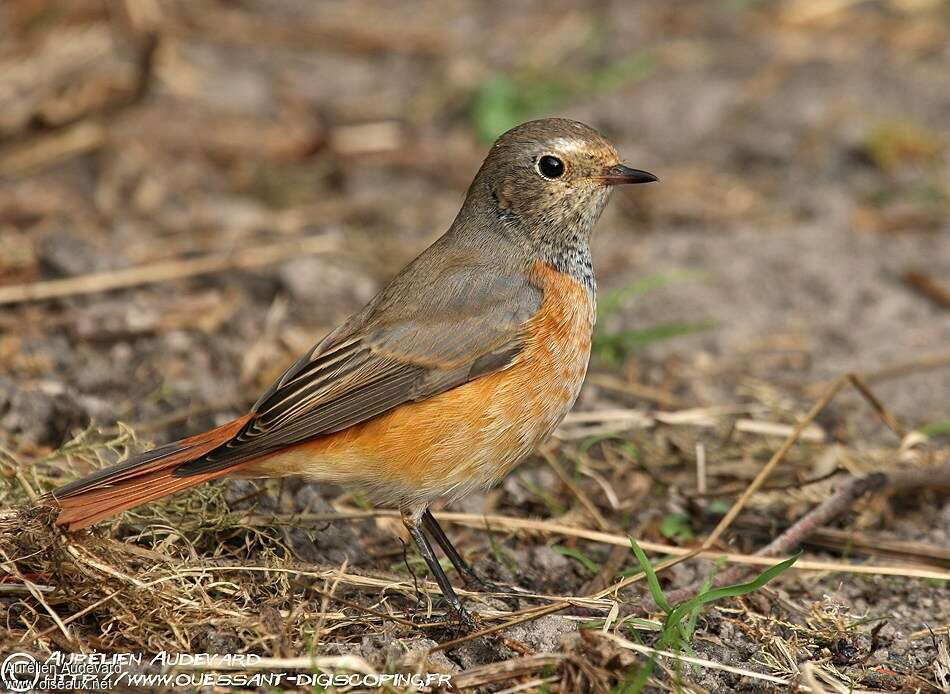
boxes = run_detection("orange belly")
[244,262,594,509]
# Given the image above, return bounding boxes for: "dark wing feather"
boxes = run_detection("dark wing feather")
[176,243,542,476]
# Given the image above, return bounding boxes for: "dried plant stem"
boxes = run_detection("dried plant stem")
[658,464,950,609]
[239,508,950,579]
[25,590,120,644]
[806,350,950,395]
[0,549,71,642]
[703,374,848,549]
[451,654,569,690]
[542,450,611,531]
[597,632,803,689]
[846,373,907,438]
[429,552,693,654]
[0,235,337,305]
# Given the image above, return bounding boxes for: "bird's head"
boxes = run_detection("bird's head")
[462,118,656,251]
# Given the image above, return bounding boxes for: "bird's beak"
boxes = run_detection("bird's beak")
[599,164,658,186]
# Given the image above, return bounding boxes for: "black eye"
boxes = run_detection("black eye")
[537,155,564,179]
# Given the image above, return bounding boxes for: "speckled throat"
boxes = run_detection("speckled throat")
[539,238,596,298]
[534,186,610,300]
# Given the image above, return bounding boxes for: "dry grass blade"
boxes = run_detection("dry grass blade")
[597,631,807,689]
[541,449,611,531]
[244,509,950,579]
[0,121,106,174]
[1,549,71,642]
[704,374,849,548]
[428,552,693,654]
[173,654,377,672]
[806,528,950,566]
[493,675,561,694]
[586,373,693,408]
[734,418,825,441]
[0,235,337,305]
[25,590,121,644]
[846,373,907,438]
[806,350,950,395]
[451,654,567,689]
[448,511,950,579]
[902,270,950,309]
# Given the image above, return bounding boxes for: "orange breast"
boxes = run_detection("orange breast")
[245,261,594,509]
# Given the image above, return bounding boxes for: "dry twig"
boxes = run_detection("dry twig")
[0,235,337,305]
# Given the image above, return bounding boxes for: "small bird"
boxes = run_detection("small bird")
[42,118,656,625]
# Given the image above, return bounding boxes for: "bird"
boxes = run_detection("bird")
[41,118,657,626]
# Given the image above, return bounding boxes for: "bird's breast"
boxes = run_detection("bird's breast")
[245,260,595,507]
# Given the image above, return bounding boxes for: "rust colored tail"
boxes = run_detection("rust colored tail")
[42,414,254,531]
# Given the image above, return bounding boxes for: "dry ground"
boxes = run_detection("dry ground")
[1,1,949,692]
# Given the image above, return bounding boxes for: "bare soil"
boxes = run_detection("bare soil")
[1,1,948,692]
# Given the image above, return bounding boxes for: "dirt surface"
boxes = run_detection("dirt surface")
[1,1,948,692]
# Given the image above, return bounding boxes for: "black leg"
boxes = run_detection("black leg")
[401,509,475,629]
[422,509,499,591]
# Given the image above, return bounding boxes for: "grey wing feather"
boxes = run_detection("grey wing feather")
[175,247,542,476]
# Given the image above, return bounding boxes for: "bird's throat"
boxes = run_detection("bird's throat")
[540,239,596,299]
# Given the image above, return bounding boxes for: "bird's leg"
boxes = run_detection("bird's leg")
[422,509,503,592]
[401,508,475,630]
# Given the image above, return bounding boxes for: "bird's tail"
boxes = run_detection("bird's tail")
[40,414,254,531]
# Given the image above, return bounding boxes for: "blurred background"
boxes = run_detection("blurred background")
[2,2,950,682]
[0,0,947,449]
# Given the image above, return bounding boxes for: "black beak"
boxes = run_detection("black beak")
[600,164,658,186]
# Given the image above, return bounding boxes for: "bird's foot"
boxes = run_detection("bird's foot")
[414,604,481,634]
[460,573,522,610]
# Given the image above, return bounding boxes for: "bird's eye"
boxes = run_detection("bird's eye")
[536,155,564,179]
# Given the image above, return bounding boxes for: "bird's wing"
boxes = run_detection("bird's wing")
[175,246,542,475]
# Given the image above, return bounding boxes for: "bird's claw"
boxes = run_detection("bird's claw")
[415,606,480,634]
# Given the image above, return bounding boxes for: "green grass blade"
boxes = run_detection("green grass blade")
[663,552,801,629]
[597,269,709,322]
[919,420,950,437]
[552,545,601,574]
[628,538,672,614]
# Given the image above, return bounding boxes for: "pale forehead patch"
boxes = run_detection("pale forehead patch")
[546,136,617,160]
[548,137,588,153]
